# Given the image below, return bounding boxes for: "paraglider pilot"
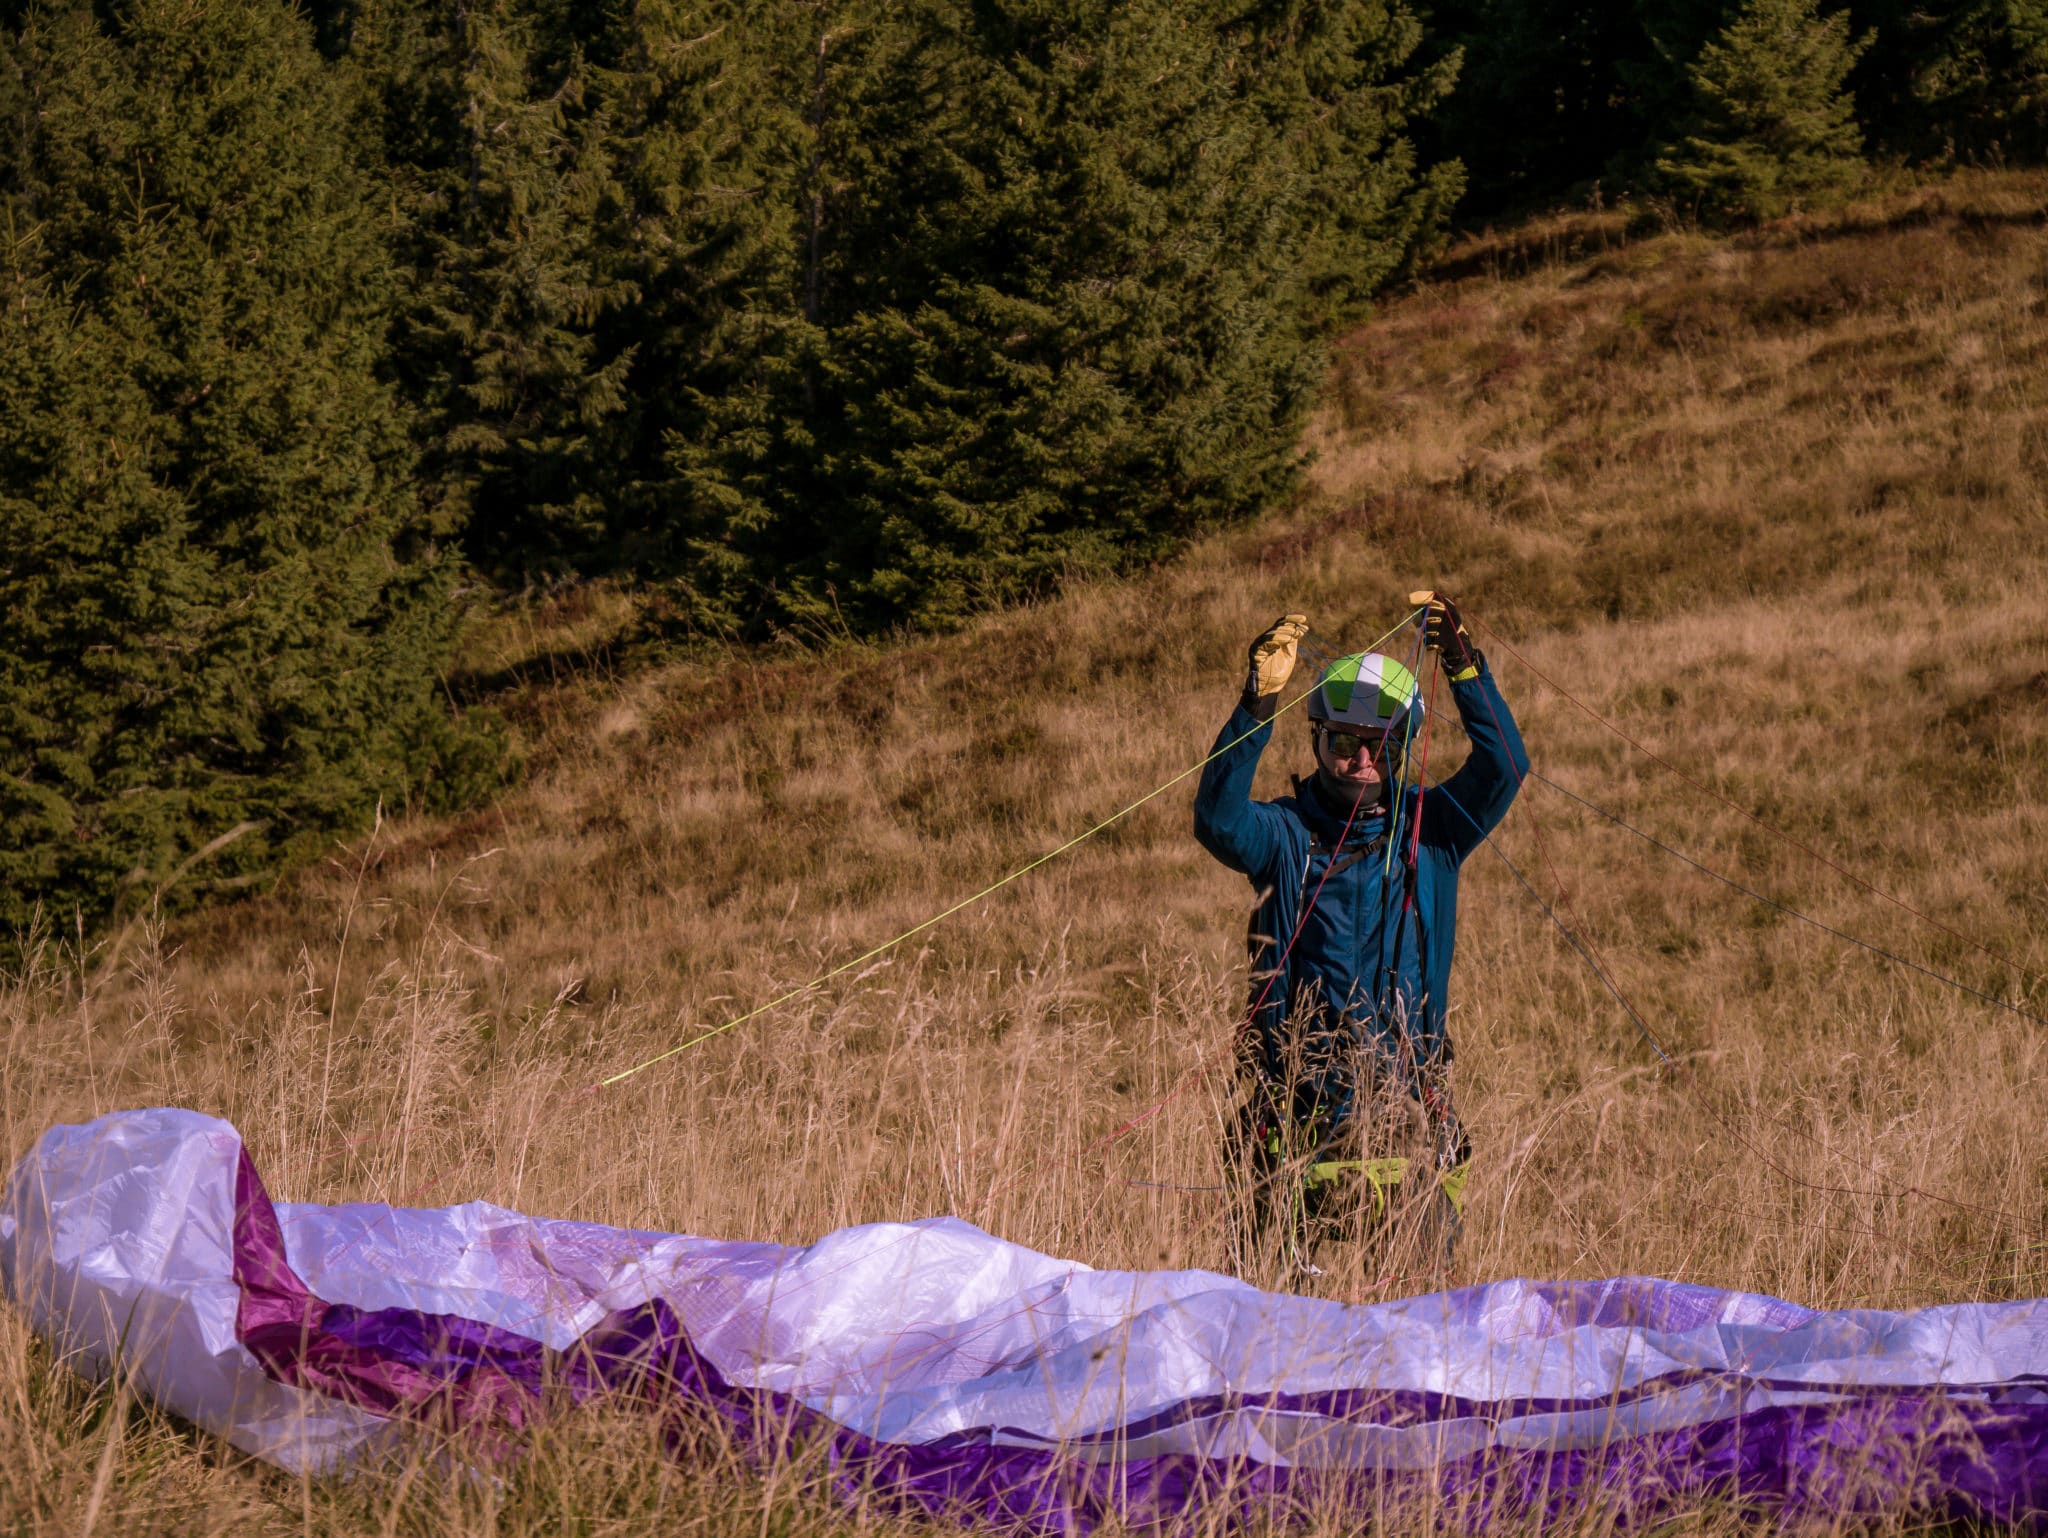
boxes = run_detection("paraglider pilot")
[1194,595,1528,1278]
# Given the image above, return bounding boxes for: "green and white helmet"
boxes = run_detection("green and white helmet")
[1307,652,1424,733]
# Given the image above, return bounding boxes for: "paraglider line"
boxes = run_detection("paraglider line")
[596,611,1426,1091]
[1532,772,2047,1029]
[1405,663,1441,877]
[1437,787,1675,1068]
[1450,648,2028,1231]
[1380,619,1433,890]
[1469,617,2044,988]
[979,610,1434,1215]
[1439,631,2020,1229]
[1430,775,2020,1237]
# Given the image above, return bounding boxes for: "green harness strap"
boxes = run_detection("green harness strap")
[1266,1131,1472,1216]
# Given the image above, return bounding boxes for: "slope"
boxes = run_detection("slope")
[2,169,2045,1538]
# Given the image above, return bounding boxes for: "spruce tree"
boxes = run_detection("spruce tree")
[1656,0,1873,221]
[1237,0,1464,330]
[666,0,1458,636]
[1895,0,2048,159]
[352,0,640,570]
[0,0,490,945]
[658,0,960,633]
[338,0,788,577]
[1420,0,1630,214]
[575,0,805,576]
[1419,0,1732,215]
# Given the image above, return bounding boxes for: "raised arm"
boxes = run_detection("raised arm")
[1193,702,1291,877]
[1412,594,1530,860]
[1193,616,1306,879]
[1424,664,1529,860]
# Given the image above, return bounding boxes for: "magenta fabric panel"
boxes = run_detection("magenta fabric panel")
[221,1146,2048,1532]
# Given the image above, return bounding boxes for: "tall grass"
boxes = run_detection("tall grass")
[4,170,2046,1535]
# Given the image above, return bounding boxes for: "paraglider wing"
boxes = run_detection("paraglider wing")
[4,1109,2045,1527]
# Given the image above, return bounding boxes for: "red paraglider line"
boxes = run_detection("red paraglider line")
[297,609,2030,1299]
[1069,612,2035,1252]
[1403,661,1441,895]
[978,614,1441,1212]
[1089,603,2014,1277]
[977,621,1426,1216]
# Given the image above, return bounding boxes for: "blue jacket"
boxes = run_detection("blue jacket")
[1193,665,1529,1125]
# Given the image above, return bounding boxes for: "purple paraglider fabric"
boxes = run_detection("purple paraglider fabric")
[4,1109,2044,1531]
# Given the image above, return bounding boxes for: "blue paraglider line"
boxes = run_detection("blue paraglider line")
[1418,775,1677,1070]
[1419,763,2019,1238]
[1530,770,2047,1029]
[981,611,1433,1214]
[1470,615,2045,990]
[1016,612,2030,1249]
[1352,615,2017,1242]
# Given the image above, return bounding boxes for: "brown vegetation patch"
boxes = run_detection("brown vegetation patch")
[8,171,2048,1538]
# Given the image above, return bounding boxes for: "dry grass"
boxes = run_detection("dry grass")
[4,169,2047,1535]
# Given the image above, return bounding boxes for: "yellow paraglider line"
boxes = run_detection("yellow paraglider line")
[594,608,1427,1090]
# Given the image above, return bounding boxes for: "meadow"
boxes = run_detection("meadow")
[3,170,2045,1535]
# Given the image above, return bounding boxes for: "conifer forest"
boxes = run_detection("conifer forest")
[2,0,2044,941]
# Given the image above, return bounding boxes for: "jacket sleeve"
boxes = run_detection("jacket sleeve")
[1420,663,1530,862]
[1193,699,1291,879]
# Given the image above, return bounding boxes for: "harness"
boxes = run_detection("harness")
[1235,786,1465,1223]
[1243,782,1424,1109]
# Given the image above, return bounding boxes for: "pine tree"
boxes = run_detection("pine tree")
[666,0,1459,636]
[351,0,640,571]
[1237,0,1465,330]
[832,0,1316,626]
[1415,0,1609,213]
[659,0,948,633]
[1897,0,2048,159]
[0,0,494,945]
[1656,0,1873,221]
[575,0,806,576]
[337,0,791,578]
[1418,0,1730,216]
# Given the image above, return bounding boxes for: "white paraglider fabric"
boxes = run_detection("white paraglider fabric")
[4,1108,2044,1527]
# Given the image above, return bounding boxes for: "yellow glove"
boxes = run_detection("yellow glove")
[1247,614,1310,705]
[1409,590,1482,682]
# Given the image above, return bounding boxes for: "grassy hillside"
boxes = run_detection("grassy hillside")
[4,171,2046,1536]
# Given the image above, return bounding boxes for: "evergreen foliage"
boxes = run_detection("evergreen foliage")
[353,0,641,565]
[9,0,2045,940]
[668,0,1457,635]
[307,0,788,579]
[323,0,1460,635]
[421,5,636,562]
[1890,0,2048,159]
[1655,0,1872,221]
[1,0,1459,937]
[1426,0,2048,216]
[0,0,493,944]
[1239,0,1464,328]
[1421,0,1656,213]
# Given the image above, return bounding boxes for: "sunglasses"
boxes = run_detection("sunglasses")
[1316,725,1402,761]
